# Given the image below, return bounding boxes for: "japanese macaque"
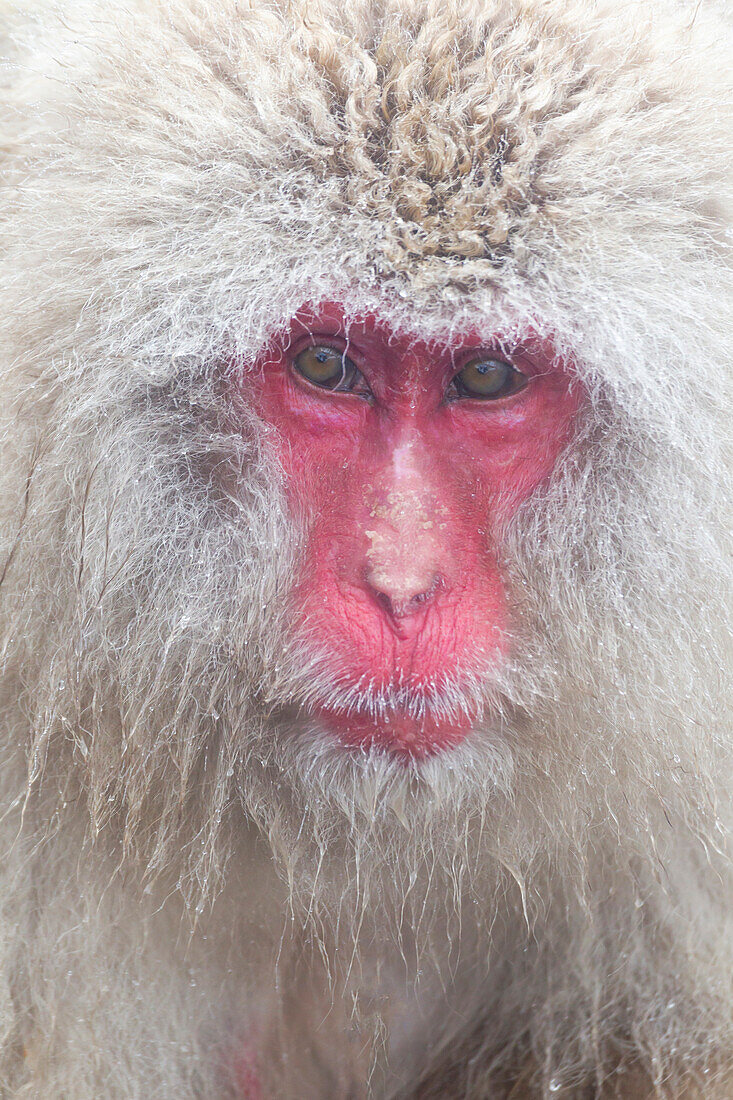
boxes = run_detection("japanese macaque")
[0,0,731,1097]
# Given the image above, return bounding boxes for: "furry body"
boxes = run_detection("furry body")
[0,0,732,1096]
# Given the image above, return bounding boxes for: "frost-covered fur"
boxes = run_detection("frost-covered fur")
[0,0,731,1097]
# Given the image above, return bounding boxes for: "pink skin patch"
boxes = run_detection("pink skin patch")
[251,301,583,758]
[231,1039,262,1100]
[233,1052,262,1100]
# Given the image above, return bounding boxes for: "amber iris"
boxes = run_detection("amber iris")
[294,345,358,390]
[452,356,527,400]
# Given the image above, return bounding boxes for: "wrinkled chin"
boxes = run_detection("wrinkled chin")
[313,702,475,758]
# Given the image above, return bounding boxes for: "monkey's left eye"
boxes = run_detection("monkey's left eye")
[293,344,370,397]
[448,356,528,401]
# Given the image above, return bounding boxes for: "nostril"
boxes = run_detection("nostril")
[370,575,443,621]
[375,591,395,617]
[410,586,433,607]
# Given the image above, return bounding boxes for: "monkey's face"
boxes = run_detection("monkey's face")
[253,301,582,759]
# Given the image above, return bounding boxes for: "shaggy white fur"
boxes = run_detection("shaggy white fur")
[0,0,731,1097]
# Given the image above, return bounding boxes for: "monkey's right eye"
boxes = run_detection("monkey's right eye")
[293,344,369,396]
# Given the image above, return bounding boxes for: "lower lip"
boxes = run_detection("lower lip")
[314,705,474,760]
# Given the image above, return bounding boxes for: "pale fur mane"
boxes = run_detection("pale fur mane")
[0,0,731,1096]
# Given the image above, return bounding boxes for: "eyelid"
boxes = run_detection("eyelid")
[289,333,350,360]
[291,335,362,372]
[456,348,514,370]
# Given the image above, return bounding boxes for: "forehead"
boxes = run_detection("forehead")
[283,299,534,360]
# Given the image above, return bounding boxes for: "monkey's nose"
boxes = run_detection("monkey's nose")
[362,476,446,625]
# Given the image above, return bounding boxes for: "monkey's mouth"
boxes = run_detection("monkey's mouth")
[310,700,476,759]
[288,653,491,758]
[283,637,495,758]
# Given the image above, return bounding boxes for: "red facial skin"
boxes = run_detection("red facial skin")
[251,301,582,759]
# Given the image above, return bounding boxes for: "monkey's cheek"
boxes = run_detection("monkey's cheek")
[313,705,476,760]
